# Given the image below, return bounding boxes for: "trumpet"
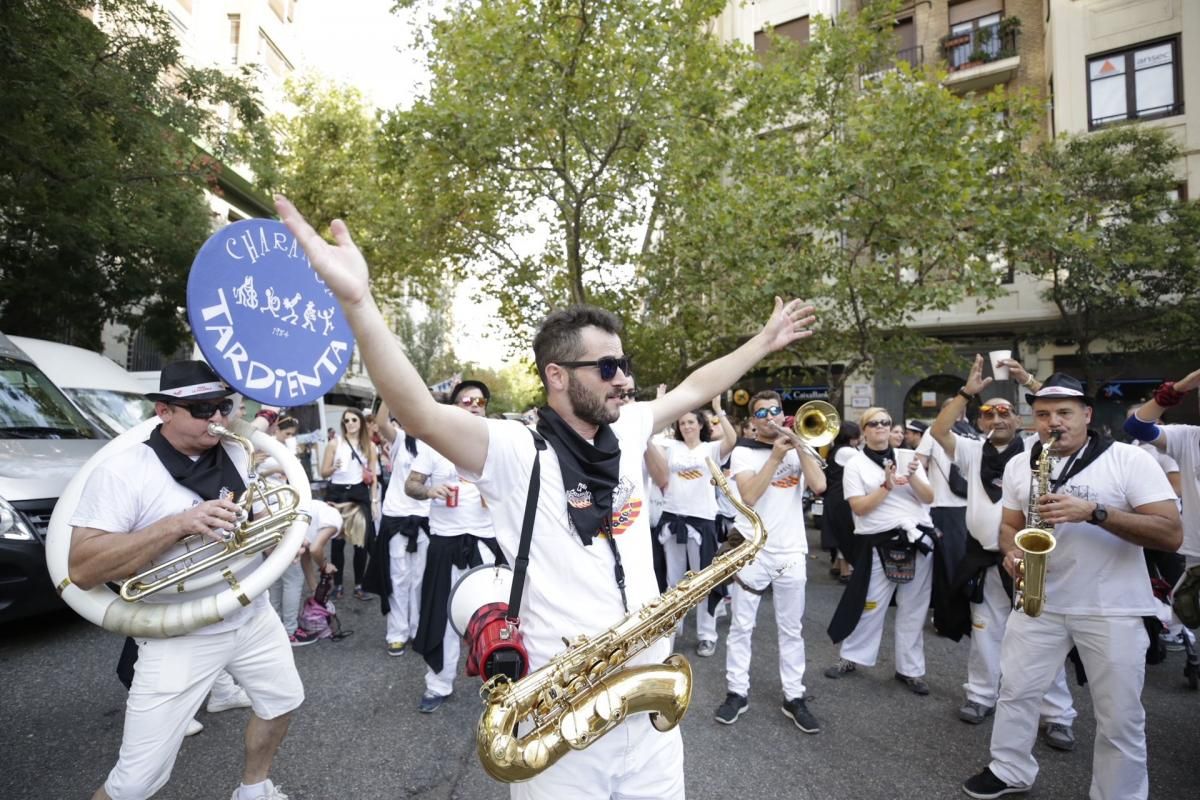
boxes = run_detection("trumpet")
[769,400,839,467]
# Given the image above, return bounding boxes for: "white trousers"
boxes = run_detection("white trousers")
[964,567,1076,725]
[662,534,717,643]
[104,606,304,800]
[725,549,808,699]
[989,611,1149,799]
[838,547,932,677]
[509,715,684,800]
[387,534,428,644]
[268,561,304,636]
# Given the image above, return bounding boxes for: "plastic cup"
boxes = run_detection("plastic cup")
[989,350,1012,381]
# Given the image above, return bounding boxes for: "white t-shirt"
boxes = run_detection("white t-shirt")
[952,435,1024,552]
[1162,425,1200,557]
[382,436,431,518]
[462,404,665,673]
[305,501,344,545]
[70,438,264,635]
[843,449,933,535]
[1001,441,1175,615]
[917,429,967,508]
[729,445,809,554]
[661,438,725,520]
[411,445,494,539]
[329,439,368,485]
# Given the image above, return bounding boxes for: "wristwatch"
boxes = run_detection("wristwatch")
[1089,503,1108,525]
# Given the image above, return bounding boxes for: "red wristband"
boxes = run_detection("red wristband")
[1154,381,1184,407]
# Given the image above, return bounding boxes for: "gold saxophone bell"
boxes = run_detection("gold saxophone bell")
[475,458,767,782]
[1014,432,1059,617]
[118,423,306,602]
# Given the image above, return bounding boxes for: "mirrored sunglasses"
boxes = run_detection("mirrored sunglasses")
[174,399,234,420]
[557,355,633,382]
[979,404,1014,418]
[752,405,783,419]
[457,396,488,408]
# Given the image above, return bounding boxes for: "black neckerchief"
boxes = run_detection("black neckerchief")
[862,445,895,470]
[736,436,774,450]
[144,425,245,501]
[980,436,1025,503]
[1028,429,1113,491]
[535,406,621,547]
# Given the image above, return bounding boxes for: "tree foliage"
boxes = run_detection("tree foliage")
[379,0,736,345]
[0,0,276,351]
[637,5,1042,399]
[1012,124,1200,393]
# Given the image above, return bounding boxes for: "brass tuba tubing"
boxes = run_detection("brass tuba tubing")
[475,458,767,783]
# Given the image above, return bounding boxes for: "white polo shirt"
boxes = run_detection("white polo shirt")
[729,445,809,554]
[411,445,494,539]
[843,448,933,535]
[661,438,725,521]
[70,439,264,635]
[462,404,664,673]
[1161,425,1200,557]
[1001,441,1175,615]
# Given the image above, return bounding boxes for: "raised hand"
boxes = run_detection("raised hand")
[275,195,371,308]
[965,354,993,396]
[758,297,817,353]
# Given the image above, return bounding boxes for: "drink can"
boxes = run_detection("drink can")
[447,485,459,508]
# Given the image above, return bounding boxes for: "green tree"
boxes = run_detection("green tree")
[387,297,460,385]
[638,5,1043,401]
[1013,125,1200,396]
[0,0,276,351]
[381,0,739,343]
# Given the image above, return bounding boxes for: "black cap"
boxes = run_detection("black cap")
[145,361,232,404]
[1025,372,1092,407]
[449,379,491,404]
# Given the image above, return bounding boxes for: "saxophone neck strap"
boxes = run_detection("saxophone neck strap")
[507,430,547,621]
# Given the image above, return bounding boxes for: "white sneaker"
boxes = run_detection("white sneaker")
[230,780,289,800]
[185,718,204,737]
[207,687,252,714]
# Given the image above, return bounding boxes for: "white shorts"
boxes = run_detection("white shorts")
[104,606,304,800]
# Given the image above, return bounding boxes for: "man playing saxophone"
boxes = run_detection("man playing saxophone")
[961,374,1181,800]
[276,196,817,799]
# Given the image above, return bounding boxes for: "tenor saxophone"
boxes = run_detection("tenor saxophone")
[476,457,766,782]
[1013,431,1059,617]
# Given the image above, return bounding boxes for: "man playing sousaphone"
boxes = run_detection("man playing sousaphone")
[961,373,1181,800]
[68,361,303,800]
[275,195,817,799]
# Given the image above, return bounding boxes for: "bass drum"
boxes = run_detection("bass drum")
[448,563,514,637]
[45,415,311,638]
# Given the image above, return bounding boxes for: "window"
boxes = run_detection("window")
[754,16,810,56]
[228,14,240,65]
[257,30,293,78]
[1088,38,1182,129]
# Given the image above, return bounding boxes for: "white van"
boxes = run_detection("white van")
[9,336,155,436]
[0,333,107,623]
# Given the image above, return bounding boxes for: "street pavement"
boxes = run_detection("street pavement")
[2,533,1197,800]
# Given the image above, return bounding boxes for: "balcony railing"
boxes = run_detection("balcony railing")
[940,19,1020,72]
[860,44,924,82]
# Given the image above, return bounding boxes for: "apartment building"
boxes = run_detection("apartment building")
[719,0,1197,429]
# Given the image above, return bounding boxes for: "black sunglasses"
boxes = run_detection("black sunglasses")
[557,355,634,382]
[173,399,234,420]
[617,389,637,401]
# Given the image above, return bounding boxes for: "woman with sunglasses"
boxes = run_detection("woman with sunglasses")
[657,397,737,657]
[320,407,379,601]
[826,406,936,695]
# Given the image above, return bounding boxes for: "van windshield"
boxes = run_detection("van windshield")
[64,388,155,437]
[0,356,101,439]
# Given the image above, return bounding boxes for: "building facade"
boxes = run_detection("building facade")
[719,0,1197,430]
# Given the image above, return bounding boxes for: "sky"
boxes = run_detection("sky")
[292,1,510,372]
